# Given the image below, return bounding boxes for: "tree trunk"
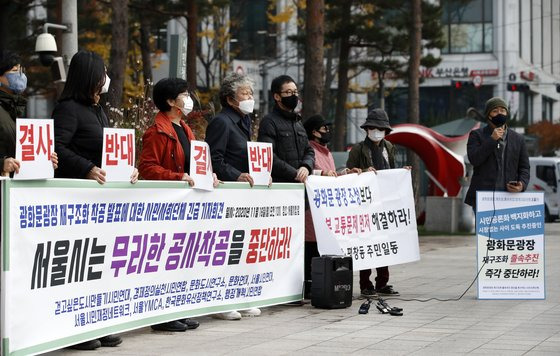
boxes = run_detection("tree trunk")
[408,0,422,212]
[139,16,152,86]
[108,0,129,109]
[186,0,198,89]
[322,46,335,118]
[333,1,352,151]
[302,0,324,119]
[378,74,385,110]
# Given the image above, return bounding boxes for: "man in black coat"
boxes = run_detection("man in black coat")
[465,97,530,211]
[257,75,314,183]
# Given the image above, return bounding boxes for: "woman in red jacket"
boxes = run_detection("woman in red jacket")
[139,78,198,183]
[139,77,216,331]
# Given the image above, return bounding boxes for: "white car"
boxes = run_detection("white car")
[528,157,560,222]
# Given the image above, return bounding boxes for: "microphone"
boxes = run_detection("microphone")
[497,138,503,150]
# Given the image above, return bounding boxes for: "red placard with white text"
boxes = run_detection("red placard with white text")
[101,128,135,182]
[247,142,272,186]
[14,118,54,180]
[189,140,214,191]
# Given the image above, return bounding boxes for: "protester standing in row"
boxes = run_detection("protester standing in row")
[0,50,57,176]
[206,72,256,186]
[52,50,136,350]
[257,75,314,183]
[138,77,218,330]
[346,108,401,298]
[205,72,262,319]
[302,114,360,298]
[53,50,137,185]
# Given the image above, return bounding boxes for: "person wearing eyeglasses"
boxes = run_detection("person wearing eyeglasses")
[257,75,314,183]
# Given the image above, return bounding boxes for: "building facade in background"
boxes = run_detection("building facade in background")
[26,0,560,147]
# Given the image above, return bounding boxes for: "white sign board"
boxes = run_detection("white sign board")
[476,191,545,299]
[305,169,420,270]
[101,128,135,182]
[14,118,54,180]
[190,140,214,191]
[247,142,272,186]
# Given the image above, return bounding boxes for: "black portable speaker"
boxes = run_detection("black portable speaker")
[311,255,353,309]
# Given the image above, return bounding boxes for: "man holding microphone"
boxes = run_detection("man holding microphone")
[464,97,530,212]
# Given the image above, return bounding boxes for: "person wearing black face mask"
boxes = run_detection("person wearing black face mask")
[257,75,314,183]
[301,114,361,298]
[465,97,530,212]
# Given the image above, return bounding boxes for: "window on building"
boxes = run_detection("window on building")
[441,0,493,54]
[368,85,494,127]
[230,0,277,60]
[518,91,533,125]
[152,27,168,52]
[542,96,553,121]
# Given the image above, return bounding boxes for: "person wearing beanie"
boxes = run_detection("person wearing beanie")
[301,114,361,298]
[464,96,530,211]
[346,108,402,298]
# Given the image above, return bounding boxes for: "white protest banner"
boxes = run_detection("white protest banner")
[247,142,272,186]
[101,128,135,182]
[190,140,214,191]
[1,179,304,355]
[14,118,54,180]
[476,191,545,299]
[305,169,419,270]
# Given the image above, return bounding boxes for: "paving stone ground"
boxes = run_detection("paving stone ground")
[47,222,560,355]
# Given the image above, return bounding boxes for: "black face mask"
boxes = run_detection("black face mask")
[318,131,332,144]
[490,114,507,127]
[280,94,298,111]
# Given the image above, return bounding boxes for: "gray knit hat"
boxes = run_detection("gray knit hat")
[485,97,508,118]
[360,108,392,132]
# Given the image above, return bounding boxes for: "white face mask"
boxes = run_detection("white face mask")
[179,96,194,116]
[367,128,385,142]
[101,74,110,94]
[238,99,255,114]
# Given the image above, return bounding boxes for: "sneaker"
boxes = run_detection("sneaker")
[360,287,377,298]
[68,339,101,350]
[376,285,399,296]
[99,334,123,347]
[211,311,242,320]
[239,308,261,317]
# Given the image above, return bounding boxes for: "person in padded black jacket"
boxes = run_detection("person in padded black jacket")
[53,51,137,184]
[52,51,132,350]
[257,75,314,183]
[465,97,530,211]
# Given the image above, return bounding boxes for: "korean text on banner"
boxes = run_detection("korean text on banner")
[190,140,214,191]
[101,128,135,182]
[1,179,304,355]
[476,191,545,300]
[305,169,420,270]
[247,142,273,186]
[14,118,54,180]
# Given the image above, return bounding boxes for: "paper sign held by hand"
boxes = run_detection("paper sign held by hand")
[101,128,135,182]
[190,140,214,191]
[14,119,54,180]
[247,141,272,186]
